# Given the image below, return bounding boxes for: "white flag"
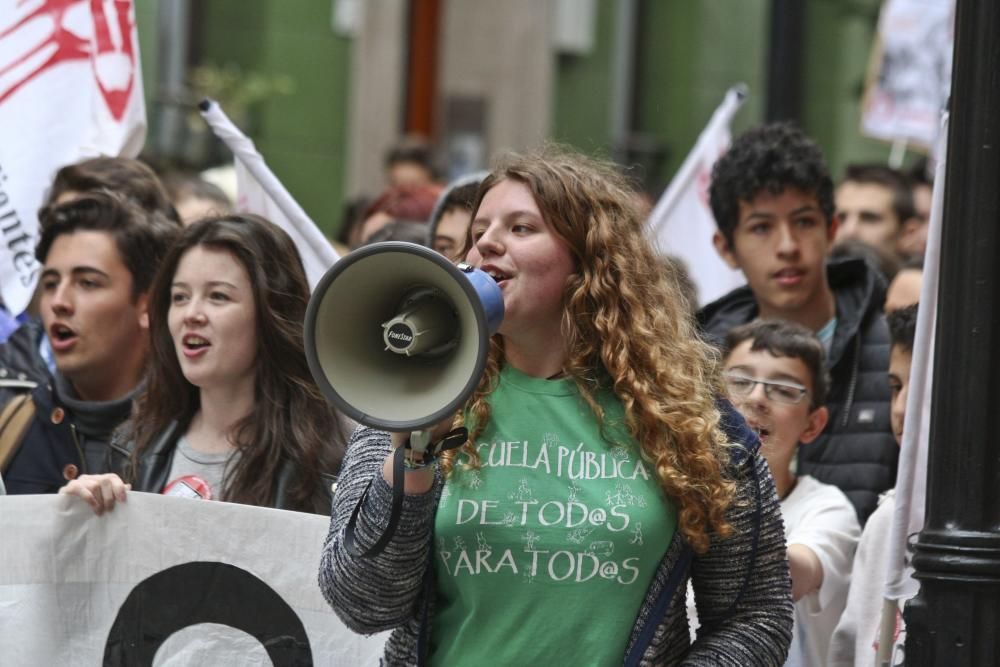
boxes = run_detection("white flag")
[0,0,146,314]
[884,115,947,599]
[199,100,340,290]
[875,113,947,665]
[646,85,747,306]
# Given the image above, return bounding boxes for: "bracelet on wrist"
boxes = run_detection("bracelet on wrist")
[399,426,470,471]
[402,448,434,470]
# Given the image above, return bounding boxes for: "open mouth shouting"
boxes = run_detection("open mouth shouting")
[746,418,772,444]
[182,333,211,358]
[49,323,79,352]
[480,264,511,287]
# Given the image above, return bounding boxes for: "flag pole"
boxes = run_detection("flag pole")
[888,138,908,169]
[876,598,898,666]
[197,98,339,268]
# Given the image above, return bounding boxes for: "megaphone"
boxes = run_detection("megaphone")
[304,242,504,434]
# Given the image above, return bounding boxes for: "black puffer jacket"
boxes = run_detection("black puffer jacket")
[698,257,898,524]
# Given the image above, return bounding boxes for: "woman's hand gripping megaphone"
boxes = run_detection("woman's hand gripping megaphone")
[385,415,463,494]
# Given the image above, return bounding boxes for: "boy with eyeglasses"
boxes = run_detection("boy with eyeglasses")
[720,319,861,666]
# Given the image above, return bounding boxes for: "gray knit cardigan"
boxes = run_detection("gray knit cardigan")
[319,426,793,666]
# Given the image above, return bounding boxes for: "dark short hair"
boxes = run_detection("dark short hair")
[36,191,181,298]
[364,184,443,224]
[709,122,835,247]
[840,163,916,225]
[723,319,830,409]
[829,237,900,283]
[907,158,933,188]
[437,182,479,218]
[362,220,430,246]
[160,171,232,210]
[46,157,180,223]
[385,139,434,172]
[887,303,918,352]
[427,174,485,247]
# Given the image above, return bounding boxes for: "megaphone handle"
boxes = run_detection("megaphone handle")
[408,430,432,456]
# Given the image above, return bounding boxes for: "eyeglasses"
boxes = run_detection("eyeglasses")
[723,372,809,405]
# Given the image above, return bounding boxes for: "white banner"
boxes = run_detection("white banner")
[873,113,947,666]
[0,0,146,314]
[199,100,340,291]
[646,85,747,307]
[0,493,387,665]
[882,115,946,604]
[861,0,955,149]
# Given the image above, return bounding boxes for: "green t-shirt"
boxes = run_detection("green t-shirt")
[429,366,677,666]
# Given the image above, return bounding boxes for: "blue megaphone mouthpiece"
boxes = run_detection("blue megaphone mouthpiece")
[456,263,504,335]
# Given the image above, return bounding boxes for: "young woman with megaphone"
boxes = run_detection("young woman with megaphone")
[60,214,350,513]
[320,147,793,665]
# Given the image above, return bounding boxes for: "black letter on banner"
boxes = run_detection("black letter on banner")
[103,561,313,666]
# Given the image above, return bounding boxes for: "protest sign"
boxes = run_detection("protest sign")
[861,0,955,149]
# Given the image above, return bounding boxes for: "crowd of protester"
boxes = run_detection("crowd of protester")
[0,119,933,665]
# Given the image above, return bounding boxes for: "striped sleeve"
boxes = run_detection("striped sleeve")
[683,452,794,665]
[318,426,437,634]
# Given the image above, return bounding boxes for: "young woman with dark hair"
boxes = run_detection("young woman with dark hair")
[62,214,349,514]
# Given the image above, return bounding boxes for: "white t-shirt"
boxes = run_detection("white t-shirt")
[688,475,859,666]
[828,490,912,666]
[782,475,861,667]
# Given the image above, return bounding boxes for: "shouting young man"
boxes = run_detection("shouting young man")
[0,192,179,493]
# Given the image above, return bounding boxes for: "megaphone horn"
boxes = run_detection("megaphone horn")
[304,242,504,433]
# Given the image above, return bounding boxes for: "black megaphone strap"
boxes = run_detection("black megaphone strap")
[343,428,468,559]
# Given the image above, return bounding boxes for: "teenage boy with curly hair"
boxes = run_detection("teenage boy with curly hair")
[699,122,897,525]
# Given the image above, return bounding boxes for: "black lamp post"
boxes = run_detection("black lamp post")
[904,0,1000,664]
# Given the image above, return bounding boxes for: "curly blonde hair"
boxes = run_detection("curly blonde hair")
[440,146,736,553]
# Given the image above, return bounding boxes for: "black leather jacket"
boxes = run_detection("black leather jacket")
[108,421,335,515]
